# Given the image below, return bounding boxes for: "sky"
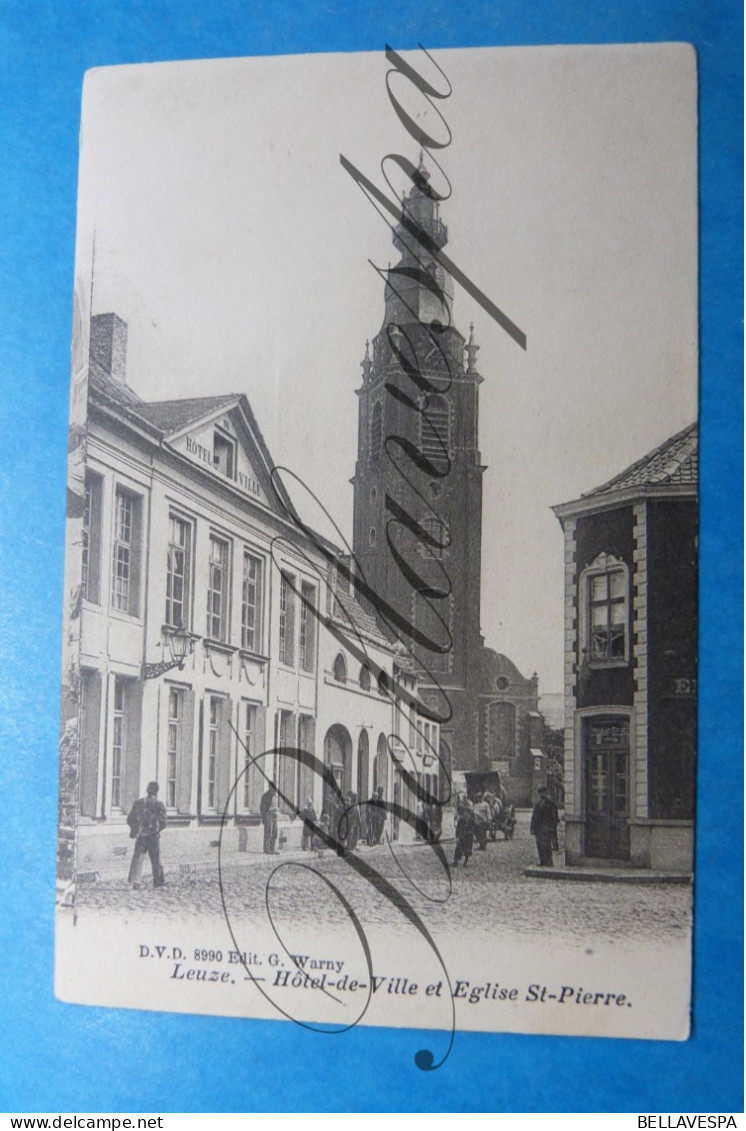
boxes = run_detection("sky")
[74,44,698,692]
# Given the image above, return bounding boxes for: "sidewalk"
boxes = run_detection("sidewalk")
[523,851,692,884]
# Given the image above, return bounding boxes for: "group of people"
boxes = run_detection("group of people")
[452,790,499,864]
[453,785,559,868]
[259,784,389,857]
[125,778,560,888]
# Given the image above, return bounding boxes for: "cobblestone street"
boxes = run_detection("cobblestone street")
[75,816,692,948]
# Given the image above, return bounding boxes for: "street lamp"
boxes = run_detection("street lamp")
[142,624,196,680]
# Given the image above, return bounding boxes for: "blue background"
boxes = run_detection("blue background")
[0,0,741,1114]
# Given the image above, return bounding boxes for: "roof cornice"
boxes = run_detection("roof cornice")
[552,482,698,522]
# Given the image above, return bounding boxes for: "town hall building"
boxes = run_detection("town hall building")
[60,312,441,879]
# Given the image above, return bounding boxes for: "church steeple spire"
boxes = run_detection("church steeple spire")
[465,323,480,374]
[384,155,454,332]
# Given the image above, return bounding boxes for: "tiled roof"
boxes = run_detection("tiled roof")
[329,589,392,649]
[88,361,145,409]
[136,395,238,433]
[583,422,698,499]
[88,367,238,435]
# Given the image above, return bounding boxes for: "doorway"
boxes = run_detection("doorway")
[584,715,630,859]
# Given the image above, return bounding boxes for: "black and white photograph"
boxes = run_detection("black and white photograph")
[55,44,698,1045]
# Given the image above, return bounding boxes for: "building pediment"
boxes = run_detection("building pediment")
[169,409,268,505]
[151,396,295,520]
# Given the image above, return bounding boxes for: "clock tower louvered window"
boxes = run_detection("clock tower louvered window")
[420,395,450,464]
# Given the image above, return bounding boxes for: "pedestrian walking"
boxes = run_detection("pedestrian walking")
[366,785,387,845]
[530,786,559,867]
[427,800,443,843]
[300,797,317,851]
[453,798,476,867]
[343,791,361,851]
[260,785,279,854]
[472,793,492,850]
[127,781,167,889]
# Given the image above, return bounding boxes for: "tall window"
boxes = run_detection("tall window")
[166,515,191,628]
[166,688,182,808]
[206,535,230,641]
[587,565,628,662]
[299,581,316,672]
[243,703,257,810]
[241,552,263,652]
[279,572,296,665]
[207,697,219,810]
[111,677,125,809]
[82,472,102,603]
[420,395,450,464]
[111,488,141,614]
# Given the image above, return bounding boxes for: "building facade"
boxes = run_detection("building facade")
[351,160,540,803]
[65,314,439,877]
[552,423,697,872]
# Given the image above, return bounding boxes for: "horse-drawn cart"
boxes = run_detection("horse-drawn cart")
[462,770,516,842]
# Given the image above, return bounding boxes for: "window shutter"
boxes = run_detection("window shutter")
[301,718,316,804]
[79,671,102,817]
[254,705,268,804]
[178,689,195,814]
[216,696,234,817]
[121,680,143,814]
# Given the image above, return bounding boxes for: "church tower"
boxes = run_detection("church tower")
[351,159,488,774]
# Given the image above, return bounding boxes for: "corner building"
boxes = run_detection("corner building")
[553,424,697,872]
[352,163,539,802]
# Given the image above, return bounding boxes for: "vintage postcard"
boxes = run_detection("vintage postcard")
[55,44,698,1058]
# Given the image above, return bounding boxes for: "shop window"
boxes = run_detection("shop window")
[111,677,126,809]
[242,702,257,811]
[166,687,183,809]
[207,697,220,810]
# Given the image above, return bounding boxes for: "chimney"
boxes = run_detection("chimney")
[90,313,128,383]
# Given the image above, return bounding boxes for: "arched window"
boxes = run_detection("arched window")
[359,664,371,691]
[377,670,389,697]
[370,401,383,457]
[333,653,347,682]
[488,701,516,761]
[580,553,630,664]
[420,394,450,463]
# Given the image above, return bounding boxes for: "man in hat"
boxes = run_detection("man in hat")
[530,786,559,867]
[127,781,167,888]
[259,784,279,854]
